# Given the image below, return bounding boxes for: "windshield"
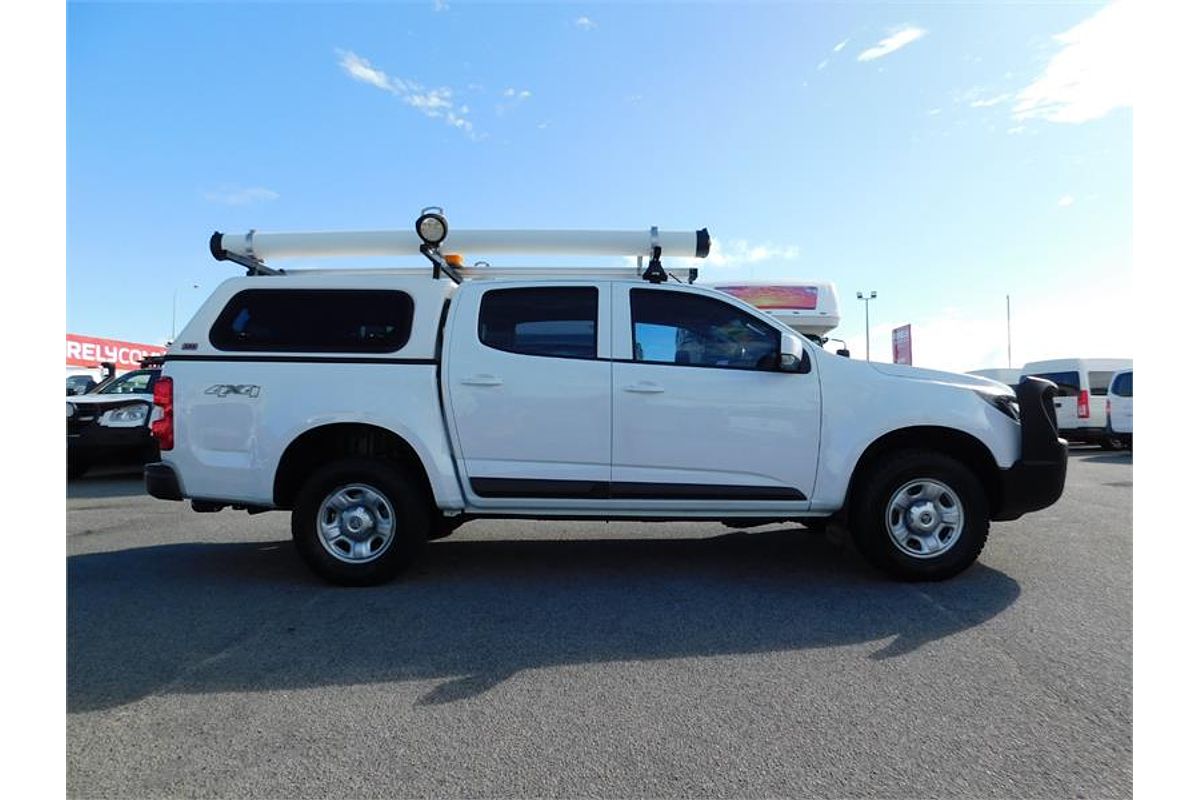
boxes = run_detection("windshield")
[95,370,158,395]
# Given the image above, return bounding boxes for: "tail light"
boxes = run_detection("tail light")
[151,377,174,450]
[1106,398,1111,418]
[1077,389,1090,419]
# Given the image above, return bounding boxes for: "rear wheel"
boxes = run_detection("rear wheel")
[849,450,989,581]
[291,458,430,586]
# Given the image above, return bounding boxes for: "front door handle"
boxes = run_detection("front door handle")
[461,374,503,387]
[624,382,665,394]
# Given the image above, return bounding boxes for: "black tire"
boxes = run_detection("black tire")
[291,457,430,586]
[67,457,89,480]
[849,450,989,581]
[1099,436,1117,451]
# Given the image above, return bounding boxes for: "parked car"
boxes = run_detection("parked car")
[1020,358,1132,449]
[1106,368,1133,448]
[144,216,1068,586]
[66,374,97,396]
[67,367,161,479]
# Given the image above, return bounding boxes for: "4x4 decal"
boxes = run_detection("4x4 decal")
[205,384,261,398]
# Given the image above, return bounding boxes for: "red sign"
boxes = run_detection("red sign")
[892,324,912,365]
[66,334,166,371]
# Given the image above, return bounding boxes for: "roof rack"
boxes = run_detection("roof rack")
[209,208,709,284]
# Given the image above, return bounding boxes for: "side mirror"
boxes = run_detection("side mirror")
[836,348,850,358]
[778,352,805,373]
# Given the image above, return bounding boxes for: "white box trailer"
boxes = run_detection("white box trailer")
[706,281,841,338]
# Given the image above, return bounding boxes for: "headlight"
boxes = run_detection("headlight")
[67,402,75,418]
[975,390,1020,421]
[416,209,448,245]
[97,404,149,427]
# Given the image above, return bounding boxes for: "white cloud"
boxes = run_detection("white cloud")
[1058,194,1076,207]
[1012,0,1132,124]
[575,16,597,30]
[969,93,1010,108]
[432,0,449,11]
[338,50,392,92]
[833,38,849,53]
[928,108,942,116]
[857,26,926,62]
[817,59,828,71]
[336,50,478,137]
[705,238,801,268]
[203,187,279,206]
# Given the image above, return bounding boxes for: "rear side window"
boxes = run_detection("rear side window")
[210,290,414,352]
[1089,371,1115,396]
[1029,371,1081,397]
[1111,371,1133,397]
[478,287,598,359]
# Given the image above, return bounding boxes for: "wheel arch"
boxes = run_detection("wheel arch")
[273,422,437,511]
[846,426,1003,517]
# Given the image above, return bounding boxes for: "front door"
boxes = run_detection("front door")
[610,285,820,511]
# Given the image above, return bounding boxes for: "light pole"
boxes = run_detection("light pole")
[856,290,877,361]
[172,283,199,341]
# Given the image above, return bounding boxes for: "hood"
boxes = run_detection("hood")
[869,362,1012,393]
[68,393,152,408]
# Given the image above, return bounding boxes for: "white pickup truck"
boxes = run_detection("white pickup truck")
[145,213,1068,585]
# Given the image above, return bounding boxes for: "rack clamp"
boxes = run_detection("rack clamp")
[640,226,670,283]
[209,230,283,276]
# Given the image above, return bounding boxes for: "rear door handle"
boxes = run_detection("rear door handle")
[624,382,665,394]
[460,374,503,387]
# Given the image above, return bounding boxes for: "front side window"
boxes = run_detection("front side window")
[631,289,780,370]
[1112,371,1133,397]
[97,370,157,395]
[210,290,414,353]
[478,287,598,359]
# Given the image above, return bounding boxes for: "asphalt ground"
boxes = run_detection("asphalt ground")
[66,448,1132,798]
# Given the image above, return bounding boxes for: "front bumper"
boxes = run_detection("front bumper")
[993,377,1069,521]
[67,415,158,465]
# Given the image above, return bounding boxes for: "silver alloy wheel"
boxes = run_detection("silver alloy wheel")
[316,483,397,564]
[884,478,965,559]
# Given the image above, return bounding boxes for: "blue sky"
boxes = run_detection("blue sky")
[66,0,1131,372]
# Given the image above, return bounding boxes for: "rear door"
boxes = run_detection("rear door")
[1088,369,1116,429]
[610,284,819,510]
[444,282,613,506]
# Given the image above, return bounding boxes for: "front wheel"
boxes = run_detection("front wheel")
[849,451,989,581]
[291,458,430,586]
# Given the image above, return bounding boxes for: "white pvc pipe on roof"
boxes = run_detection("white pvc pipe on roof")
[214,228,710,261]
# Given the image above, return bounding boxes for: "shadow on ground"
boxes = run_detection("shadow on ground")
[1078,451,1132,464]
[67,469,145,500]
[68,529,1020,712]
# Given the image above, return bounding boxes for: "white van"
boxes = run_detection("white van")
[1020,358,1132,448]
[1106,369,1133,447]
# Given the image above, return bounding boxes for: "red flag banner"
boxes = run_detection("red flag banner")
[892,324,912,365]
